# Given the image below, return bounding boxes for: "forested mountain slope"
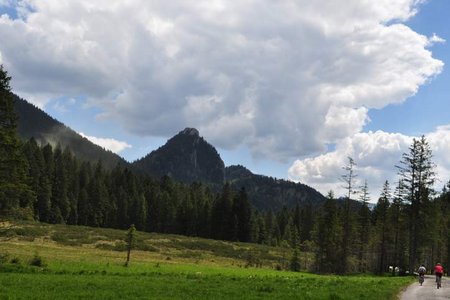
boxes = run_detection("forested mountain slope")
[13,95,127,169]
[226,165,326,211]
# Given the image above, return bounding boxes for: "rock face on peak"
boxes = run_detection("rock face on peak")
[181,128,199,136]
[132,128,225,186]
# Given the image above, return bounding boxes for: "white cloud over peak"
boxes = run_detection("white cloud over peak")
[79,132,131,154]
[0,0,443,161]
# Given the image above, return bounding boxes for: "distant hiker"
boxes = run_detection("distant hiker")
[418,264,426,286]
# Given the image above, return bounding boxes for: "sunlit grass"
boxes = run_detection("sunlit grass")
[0,221,413,299]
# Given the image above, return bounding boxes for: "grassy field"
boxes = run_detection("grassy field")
[0,221,413,299]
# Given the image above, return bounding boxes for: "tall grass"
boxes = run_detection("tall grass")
[0,221,413,299]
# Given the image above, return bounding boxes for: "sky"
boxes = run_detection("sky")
[1,0,449,201]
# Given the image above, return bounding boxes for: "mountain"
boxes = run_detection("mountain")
[13,94,127,169]
[132,128,225,187]
[133,128,326,210]
[225,165,326,211]
[14,95,325,211]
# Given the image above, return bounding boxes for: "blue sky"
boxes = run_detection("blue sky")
[1,0,449,199]
[366,0,450,136]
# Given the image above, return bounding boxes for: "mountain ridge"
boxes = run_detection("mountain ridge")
[14,95,326,210]
[13,94,127,169]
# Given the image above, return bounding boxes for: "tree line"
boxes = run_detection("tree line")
[2,65,450,275]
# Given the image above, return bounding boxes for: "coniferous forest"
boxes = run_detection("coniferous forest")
[2,65,450,275]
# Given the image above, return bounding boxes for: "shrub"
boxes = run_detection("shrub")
[289,249,301,272]
[29,254,45,267]
[10,257,21,265]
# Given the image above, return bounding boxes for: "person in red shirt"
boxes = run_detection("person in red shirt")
[435,263,444,288]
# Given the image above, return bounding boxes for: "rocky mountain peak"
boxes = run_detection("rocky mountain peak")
[180,127,199,136]
[132,127,225,186]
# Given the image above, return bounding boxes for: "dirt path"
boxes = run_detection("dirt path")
[399,275,450,299]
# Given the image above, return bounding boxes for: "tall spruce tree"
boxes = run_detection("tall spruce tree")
[357,180,371,273]
[373,180,391,274]
[397,136,435,272]
[233,187,251,242]
[439,181,450,271]
[0,65,35,217]
[49,145,69,223]
[211,183,234,240]
[313,191,341,273]
[388,179,408,274]
[340,156,357,273]
[22,139,52,222]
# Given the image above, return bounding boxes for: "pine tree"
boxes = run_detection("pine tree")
[373,180,391,274]
[439,181,450,272]
[125,224,136,267]
[0,65,35,218]
[357,180,371,272]
[313,191,342,273]
[64,148,79,225]
[49,145,69,223]
[23,138,50,221]
[290,249,301,272]
[233,187,251,242]
[211,183,234,240]
[76,161,92,226]
[87,161,109,226]
[397,136,435,272]
[340,157,357,274]
[388,179,407,275]
[299,203,314,242]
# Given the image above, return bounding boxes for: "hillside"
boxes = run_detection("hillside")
[226,165,326,211]
[13,94,127,169]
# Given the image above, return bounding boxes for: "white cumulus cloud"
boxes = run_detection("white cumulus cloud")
[288,127,450,201]
[428,33,446,45]
[0,0,444,162]
[79,132,131,154]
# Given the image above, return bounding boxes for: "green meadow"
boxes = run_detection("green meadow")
[0,221,413,299]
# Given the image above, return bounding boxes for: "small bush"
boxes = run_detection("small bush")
[50,230,92,246]
[29,254,45,267]
[14,226,47,238]
[10,257,21,265]
[0,229,16,238]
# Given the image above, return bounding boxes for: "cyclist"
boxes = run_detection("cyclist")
[418,264,426,286]
[435,263,444,289]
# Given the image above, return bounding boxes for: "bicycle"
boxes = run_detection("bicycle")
[419,273,424,286]
[436,274,442,289]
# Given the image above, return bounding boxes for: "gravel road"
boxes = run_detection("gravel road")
[399,275,450,299]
